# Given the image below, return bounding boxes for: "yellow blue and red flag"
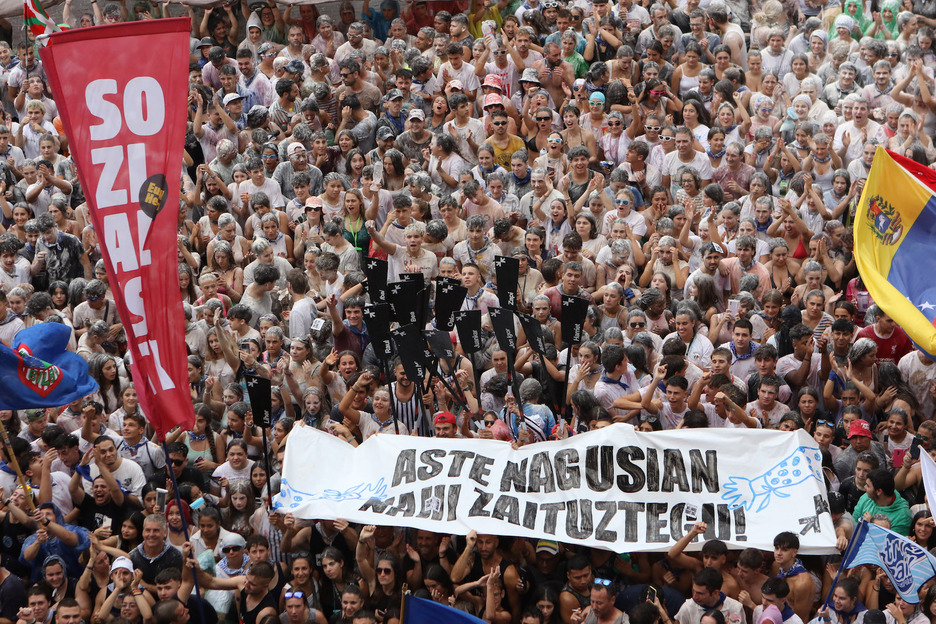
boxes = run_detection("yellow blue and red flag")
[856,147,936,359]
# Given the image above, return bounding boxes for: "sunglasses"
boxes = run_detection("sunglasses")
[340,72,353,78]
[614,199,632,206]
[548,138,563,144]
[645,125,661,131]
[536,116,551,122]
[171,458,186,466]
[649,90,665,96]
[661,136,674,142]
[493,49,507,55]
[607,121,622,126]
[87,296,101,302]
[492,121,507,126]
[222,546,242,553]
[261,154,277,159]
[377,567,393,574]
[571,13,582,19]
[484,419,496,426]
[284,592,305,600]
[629,322,646,328]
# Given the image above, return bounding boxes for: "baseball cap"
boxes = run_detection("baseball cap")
[222,93,244,106]
[287,142,306,156]
[376,126,396,141]
[434,412,456,426]
[284,60,305,74]
[536,540,559,555]
[385,88,404,100]
[110,557,134,574]
[482,75,504,91]
[408,108,425,121]
[257,42,275,55]
[848,419,872,439]
[483,93,503,108]
[448,79,464,90]
[25,409,45,422]
[196,37,213,49]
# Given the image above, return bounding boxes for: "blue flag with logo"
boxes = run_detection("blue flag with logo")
[404,595,486,624]
[843,520,936,603]
[0,323,99,410]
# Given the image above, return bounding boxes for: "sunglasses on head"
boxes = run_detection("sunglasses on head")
[284,592,305,600]
[595,578,613,586]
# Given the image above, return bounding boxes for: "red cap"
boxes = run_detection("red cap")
[484,93,503,108]
[848,419,872,439]
[482,75,504,90]
[434,412,456,426]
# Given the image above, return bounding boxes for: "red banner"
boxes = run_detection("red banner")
[42,18,195,439]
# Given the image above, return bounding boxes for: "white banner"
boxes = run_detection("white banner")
[275,424,838,554]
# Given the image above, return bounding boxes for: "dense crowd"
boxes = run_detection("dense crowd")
[1,1,936,624]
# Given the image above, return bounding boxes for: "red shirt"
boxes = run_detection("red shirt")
[856,324,913,365]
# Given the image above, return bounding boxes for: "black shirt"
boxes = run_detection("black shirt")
[129,544,184,586]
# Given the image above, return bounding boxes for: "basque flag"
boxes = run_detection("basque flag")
[855,148,936,360]
[0,324,98,410]
[842,520,936,603]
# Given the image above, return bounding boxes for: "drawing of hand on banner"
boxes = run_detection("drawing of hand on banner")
[275,424,838,554]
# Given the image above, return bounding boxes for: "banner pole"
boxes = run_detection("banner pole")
[162,442,208,624]
[561,350,573,425]
[260,424,272,496]
[821,517,866,609]
[0,417,36,512]
[380,357,400,435]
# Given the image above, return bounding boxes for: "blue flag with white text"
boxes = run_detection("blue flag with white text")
[404,595,486,624]
[0,323,98,410]
[843,520,936,603]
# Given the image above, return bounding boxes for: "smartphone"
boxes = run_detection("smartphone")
[728,299,740,316]
[156,488,168,511]
[893,448,907,468]
[100,516,112,530]
[911,435,922,459]
[647,586,657,603]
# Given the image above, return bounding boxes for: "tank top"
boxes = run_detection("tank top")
[561,582,591,610]
[184,432,216,473]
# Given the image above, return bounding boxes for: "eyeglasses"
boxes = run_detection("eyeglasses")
[644,125,661,132]
[377,567,393,574]
[171,458,186,466]
[222,546,242,553]
[629,322,646,328]
[614,199,632,207]
[660,136,674,142]
[492,121,507,126]
[284,592,305,600]
[535,116,551,122]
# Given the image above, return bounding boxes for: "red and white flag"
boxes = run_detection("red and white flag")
[41,19,195,439]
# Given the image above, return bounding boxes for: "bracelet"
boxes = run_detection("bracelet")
[872,585,880,591]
